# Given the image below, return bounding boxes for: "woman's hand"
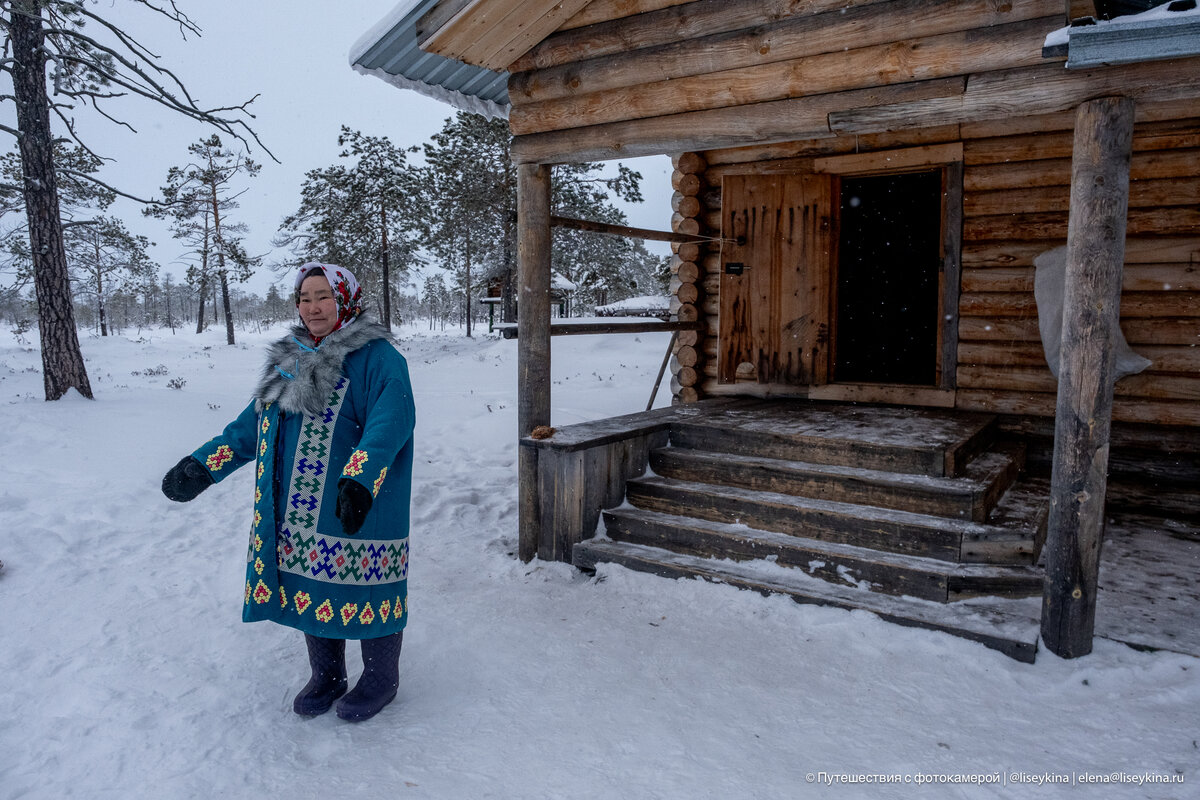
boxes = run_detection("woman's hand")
[162,457,214,502]
[336,479,373,535]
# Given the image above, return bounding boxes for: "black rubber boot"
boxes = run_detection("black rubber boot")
[336,631,403,722]
[293,634,348,716]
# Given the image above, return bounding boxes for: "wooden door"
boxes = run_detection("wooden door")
[718,173,832,385]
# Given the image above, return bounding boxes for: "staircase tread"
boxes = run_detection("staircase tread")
[651,446,1012,495]
[574,538,1041,646]
[674,403,994,452]
[628,475,1038,535]
[604,505,1040,579]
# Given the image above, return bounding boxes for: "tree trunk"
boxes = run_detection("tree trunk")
[465,225,473,338]
[11,4,93,400]
[380,204,392,332]
[220,271,234,343]
[196,229,210,333]
[209,178,235,345]
[502,210,517,324]
[94,233,108,337]
[195,279,207,333]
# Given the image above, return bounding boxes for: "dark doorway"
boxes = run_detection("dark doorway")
[834,170,942,385]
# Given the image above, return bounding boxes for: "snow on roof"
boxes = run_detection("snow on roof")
[350,0,510,120]
[552,272,577,291]
[1044,1,1200,67]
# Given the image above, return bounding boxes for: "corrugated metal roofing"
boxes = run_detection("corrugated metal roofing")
[1043,1,1200,67]
[351,0,511,120]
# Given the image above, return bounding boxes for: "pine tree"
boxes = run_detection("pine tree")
[1,0,267,398]
[277,127,422,330]
[418,113,657,327]
[420,115,514,335]
[64,216,155,336]
[147,135,261,344]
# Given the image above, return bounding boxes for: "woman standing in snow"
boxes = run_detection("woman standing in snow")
[162,263,415,722]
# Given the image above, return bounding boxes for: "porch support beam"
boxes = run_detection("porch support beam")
[1041,96,1135,658]
[517,163,553,563]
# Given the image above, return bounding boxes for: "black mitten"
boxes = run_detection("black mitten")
[336,479,373,535]
[162,456,214,502]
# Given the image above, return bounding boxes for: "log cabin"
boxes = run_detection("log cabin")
[353,0,1200,661]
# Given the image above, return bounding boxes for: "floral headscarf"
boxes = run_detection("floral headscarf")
[294,262,363,338]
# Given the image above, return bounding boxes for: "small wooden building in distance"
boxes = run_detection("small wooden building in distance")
[354,0,1200,660]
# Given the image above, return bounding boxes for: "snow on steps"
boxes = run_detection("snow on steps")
[601,506,1044,602]
[623,475,1047,565]
[572,538,1041,663]
[666,403,998,477]
[648,440,1025,522]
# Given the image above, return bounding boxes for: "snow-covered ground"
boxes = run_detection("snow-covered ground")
[1,323,1196,799]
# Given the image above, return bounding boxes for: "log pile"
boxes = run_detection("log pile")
[669,151,706,404]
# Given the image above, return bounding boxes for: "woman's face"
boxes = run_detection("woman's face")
[298,273,339,338]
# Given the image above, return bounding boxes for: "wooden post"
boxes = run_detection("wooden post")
[518,163,553,563]
[1041,96,1135,659]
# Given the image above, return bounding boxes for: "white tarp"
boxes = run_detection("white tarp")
[1033,245,1151,381]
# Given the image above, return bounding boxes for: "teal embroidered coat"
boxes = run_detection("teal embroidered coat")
[191,319,415,639]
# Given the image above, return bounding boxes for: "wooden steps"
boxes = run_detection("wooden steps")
[666,402,998,477]
[571,401,1051,659]
[573,539,1041,662]
[648,442,1025,522]
[602,506,1044,601]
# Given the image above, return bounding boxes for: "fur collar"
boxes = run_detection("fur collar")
[254,316,391,416]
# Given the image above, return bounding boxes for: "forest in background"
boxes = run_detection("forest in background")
[1,113,668,338]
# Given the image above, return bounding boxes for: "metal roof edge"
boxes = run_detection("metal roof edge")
[351,63,510,121]
[1066,13,1200,67]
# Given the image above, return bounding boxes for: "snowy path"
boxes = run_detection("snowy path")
[1,325,1196,799]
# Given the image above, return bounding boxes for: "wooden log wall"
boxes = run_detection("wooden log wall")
[506,0,1200,164]
[956,104,1200,428]
[684,99,1199,426]
[669,152,705,404]
[509,0,1200,427]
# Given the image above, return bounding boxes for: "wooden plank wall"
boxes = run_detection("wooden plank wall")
[681,99,1200,427]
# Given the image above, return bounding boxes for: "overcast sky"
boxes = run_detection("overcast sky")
[6,0,674,295]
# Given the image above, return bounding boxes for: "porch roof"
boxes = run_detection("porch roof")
[1042,2,1200,67]
[350,0,511,120]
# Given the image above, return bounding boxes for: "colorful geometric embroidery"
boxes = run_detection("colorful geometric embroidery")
[359,603,375,625]
[276,531,409,586]
[372,467,388,497]
[206,445,234,471]
[244,581,251,605]
[253,580,272,605]
[253,534,262,552]
[254,557,264,576]
[283,377,347,535]
[279,587,288,610]
[255,487,262,504]
[294,591,312,615]
[257,462,265,480]
[259,440,267,457]
[343,449,368,477]
[315,599,334,623]
[379,599,391,623]
[253,511,262,529]
[261,417,271,435]
[340,603,358,626]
